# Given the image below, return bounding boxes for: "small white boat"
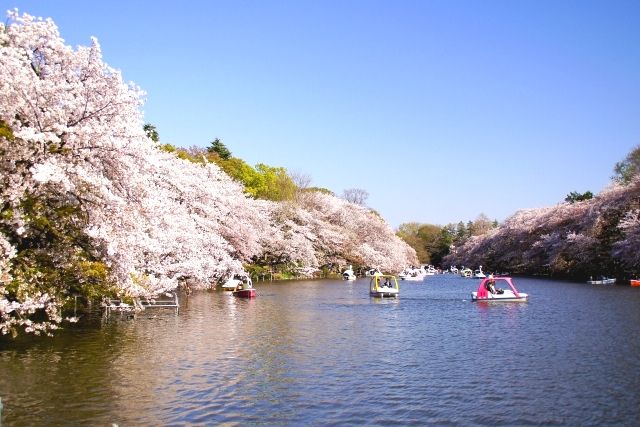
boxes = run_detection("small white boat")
[370,274,399,298]
[473,265,486,279]
[587,276,616,285]
[471,276,529,302]
[342,265,357,281]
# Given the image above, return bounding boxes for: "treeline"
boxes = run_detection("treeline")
[442,147,640,280]
[396,214,498,267]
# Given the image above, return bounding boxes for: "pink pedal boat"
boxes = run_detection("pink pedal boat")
[471,276,528,302]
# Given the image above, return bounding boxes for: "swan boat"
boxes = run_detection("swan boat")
[366,268,383,277]
[398,267,425,281]
[473,266,486,279]
[342,265,357,281]
[222,274,252,291]
[370,274,400,298]
[424,265,438,275]
[471,276,528,302]
[460,267,473,278]
[223,274,256,298]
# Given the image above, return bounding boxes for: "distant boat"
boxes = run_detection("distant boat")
[398,267,425,281]
[342,265,356,281]
[424,265,438,275]
[460,267,473,278]
[587,276,616,285]
[630,279,640,287]
[473,265,486,279]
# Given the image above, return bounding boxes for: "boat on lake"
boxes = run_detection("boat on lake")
[398,267,425,281]
[366,268,383,277]
[370,274,399,298]
[471,276,529,302]
[233,286,256,298]
[232,279,256,298]
[223,273,256,297]
[473,265,486,279]
[631,279,640,287]
[587,276,616,285]
[424,265,438,275]
[460,267,473,278]
[222,273,252,291]
[342,265,356,281]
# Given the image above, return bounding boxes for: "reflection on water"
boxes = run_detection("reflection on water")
[1,276,640,425]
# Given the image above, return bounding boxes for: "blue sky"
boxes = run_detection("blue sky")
[7,0,640,228]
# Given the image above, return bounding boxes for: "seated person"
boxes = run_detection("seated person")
[485,279,496,294]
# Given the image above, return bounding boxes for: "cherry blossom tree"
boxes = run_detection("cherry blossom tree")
[0,11,267,335]
[444,177,640,279]
[0,11,418,337]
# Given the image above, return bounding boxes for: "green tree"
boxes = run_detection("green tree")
[4,191,116,329]
[143,123,159,143]
[0,120,14,141]
[455,221,467,243]
[565,190,594,203]
[397,223,457,266]
[431,227,454,267]
[208,138,231,160]
[219,158,266,198]
[255,163,296,201]
[397,223,428,262]
[613,145,640,185]
[418,224,442,254]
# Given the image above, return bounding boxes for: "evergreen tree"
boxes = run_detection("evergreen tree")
[143,124,159,143]
[208,138,231,160]
[565,191,594,203]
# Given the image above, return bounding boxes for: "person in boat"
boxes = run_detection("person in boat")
[487,274,505,294]
[486,275,497,294]
[384,277,392,287]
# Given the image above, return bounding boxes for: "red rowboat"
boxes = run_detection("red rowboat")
[232,287,256,298]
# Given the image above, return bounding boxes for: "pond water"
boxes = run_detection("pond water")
[1,275,640,426]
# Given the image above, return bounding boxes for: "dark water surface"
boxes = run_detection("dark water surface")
[1,275,640,426]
